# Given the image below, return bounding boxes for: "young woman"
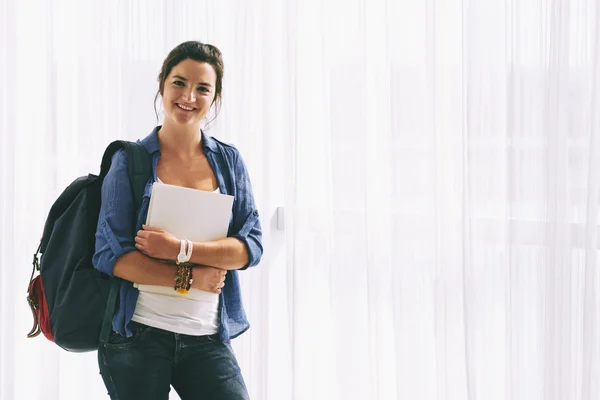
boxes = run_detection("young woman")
[93,41,262,400]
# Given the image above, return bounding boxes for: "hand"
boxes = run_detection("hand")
[135,225,180,261]
[192,266,227,294]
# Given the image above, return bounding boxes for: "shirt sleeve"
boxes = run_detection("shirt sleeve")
[92,150,137,276]
[229,150,263,270]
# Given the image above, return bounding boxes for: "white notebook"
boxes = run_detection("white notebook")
[135,182,234,298]
[145,182,234,242]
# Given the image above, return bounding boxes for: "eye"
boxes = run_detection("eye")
[173,80,185,87]
[197,87,210,93]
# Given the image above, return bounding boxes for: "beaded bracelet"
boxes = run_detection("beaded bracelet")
[174,265,193,294]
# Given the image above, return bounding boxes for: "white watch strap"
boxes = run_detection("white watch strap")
[177,239,187,264]
[185,239,193,262]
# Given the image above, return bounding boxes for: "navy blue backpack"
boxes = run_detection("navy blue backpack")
[26,141,151,352]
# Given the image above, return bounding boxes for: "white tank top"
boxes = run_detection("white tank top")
[131,179,220,336]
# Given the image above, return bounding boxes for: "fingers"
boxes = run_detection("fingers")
[190,266,227,294]
[201,266,227,279]
[134,243,146,253]
[207,281,222,295]
[142,224,161,232]
[213,282,224,293]
[136,230,148,238]
[212,281,225,289]
[134,237,146,253]
[209,276,226,294]
[216,272,227,285]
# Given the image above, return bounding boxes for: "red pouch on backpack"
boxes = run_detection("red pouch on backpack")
[27,268,54,342]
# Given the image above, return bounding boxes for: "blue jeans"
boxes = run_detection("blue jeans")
[98,322,250,399]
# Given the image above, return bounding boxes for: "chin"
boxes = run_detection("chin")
[174,118,200,126]
[167,112,199,124]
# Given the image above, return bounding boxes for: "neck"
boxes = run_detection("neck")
[157,120,203,158]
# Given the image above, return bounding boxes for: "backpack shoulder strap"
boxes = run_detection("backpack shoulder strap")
[122,141,151,209]
[99,140,151,345]
[100,140,151,209]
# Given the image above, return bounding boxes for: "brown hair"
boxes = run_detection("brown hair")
[154,41,224,125]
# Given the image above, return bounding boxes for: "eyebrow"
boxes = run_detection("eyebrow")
[172,75,213,87]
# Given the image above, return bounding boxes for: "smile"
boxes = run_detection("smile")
[176,104,196,111]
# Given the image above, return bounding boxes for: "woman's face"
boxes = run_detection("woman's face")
[161,58,217,127]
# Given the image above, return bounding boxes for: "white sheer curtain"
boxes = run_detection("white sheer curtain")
[1,0,599,399]
[291,0,600,398]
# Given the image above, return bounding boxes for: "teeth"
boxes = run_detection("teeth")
[177,104,194,111]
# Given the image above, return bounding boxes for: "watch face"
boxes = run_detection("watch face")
[178,254,186,263]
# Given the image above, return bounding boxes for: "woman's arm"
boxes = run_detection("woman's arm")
[188,238,248,270]
[112,250,176,286]
[114,250,226,293]
[134,227,248,270]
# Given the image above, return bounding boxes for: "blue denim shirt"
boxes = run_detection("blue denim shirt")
[92,126,263,343]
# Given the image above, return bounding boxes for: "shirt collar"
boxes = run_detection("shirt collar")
[141,125,219,155]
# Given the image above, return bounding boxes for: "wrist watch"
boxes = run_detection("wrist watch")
[177,239,187,264]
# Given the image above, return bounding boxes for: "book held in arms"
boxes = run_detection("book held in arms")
[134,182,234,299]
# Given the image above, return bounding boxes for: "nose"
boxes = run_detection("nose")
[182,88,196,102]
